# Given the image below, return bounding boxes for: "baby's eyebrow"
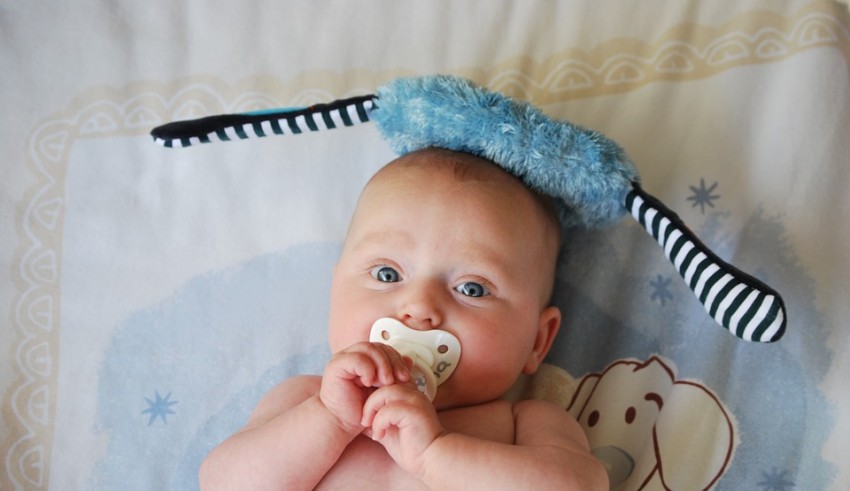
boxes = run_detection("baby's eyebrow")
[449,243,519,289]
[461,245,508,271]
[350,230,415,252]
[351,231,509,273]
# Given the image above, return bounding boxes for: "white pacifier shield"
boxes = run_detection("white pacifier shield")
[369,318,462,400]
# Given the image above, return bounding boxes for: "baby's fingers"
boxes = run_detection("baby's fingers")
[369,343,411,386]
[329,342,409,388]
[361,384,443,473]
[361,382,423,429]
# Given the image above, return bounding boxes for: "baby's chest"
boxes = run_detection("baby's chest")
[316,403,515,490]
[316,437,428,490]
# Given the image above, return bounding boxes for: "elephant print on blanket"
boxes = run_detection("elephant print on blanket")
[557,356,736,490]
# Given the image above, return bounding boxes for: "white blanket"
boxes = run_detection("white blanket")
[2,1,848,489]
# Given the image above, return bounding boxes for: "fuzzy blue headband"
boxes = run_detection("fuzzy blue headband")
[372,76,637,229]
[151,74,786,343]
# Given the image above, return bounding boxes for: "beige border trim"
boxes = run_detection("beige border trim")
[482,2,850,101]
[3,2,848,488]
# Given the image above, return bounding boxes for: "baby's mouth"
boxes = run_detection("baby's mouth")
[369,318,462,401]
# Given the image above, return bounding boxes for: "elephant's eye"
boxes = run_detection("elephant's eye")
[625,406,636,424]
[644,392,664,410]
[587,410,600,427]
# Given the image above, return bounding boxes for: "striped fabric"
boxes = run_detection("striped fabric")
[151,96,376,148]
[626,184,786,342]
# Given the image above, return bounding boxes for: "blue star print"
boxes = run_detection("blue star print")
[756,468,795,491]
[649,275,674,306]
[142,390,178,426]
[687,178,720,214]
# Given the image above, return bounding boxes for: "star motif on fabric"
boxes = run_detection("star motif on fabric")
[756,467,795,491]
[649,274,674,306]
[687,178,720,214]
[142,390,178,426]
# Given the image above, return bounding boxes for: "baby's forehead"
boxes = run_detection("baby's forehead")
[371,148,526,190]
[365,148,561,234]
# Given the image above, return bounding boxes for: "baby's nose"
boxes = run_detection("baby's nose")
[399,279,445,329]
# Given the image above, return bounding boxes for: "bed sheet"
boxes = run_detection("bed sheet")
[1,1,848,489]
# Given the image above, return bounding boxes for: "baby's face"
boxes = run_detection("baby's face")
[328,149,561,409]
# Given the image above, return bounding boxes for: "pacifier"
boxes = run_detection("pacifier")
[369,317,461,401]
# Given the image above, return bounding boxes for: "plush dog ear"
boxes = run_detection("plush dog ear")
[151,96,376,148]
[150,75,786,342]
[654,381,735,489]
[626,185,785,342]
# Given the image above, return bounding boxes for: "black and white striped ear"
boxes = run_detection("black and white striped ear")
[151,95,376,148]
[626,183,786,342]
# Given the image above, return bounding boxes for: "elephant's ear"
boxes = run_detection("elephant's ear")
[566,373,601,423]
[655,381,737,490]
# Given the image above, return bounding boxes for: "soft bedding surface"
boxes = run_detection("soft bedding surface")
[1,1,848,489]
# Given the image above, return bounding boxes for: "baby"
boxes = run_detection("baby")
[199,147,608,490]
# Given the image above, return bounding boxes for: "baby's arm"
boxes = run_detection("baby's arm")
[199,342,411,491]
[429,399,608,490]
[368,393,608,491]
[198,376,354,490]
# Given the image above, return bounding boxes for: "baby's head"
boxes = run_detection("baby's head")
[328,147,563,408]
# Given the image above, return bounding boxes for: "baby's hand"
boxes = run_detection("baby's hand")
[361,382,444,477]
[319,342,411,434]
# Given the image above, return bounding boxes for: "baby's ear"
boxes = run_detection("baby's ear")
[523,306,561,375]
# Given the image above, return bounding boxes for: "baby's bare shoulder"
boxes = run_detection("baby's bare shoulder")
[439,399,585,448]
[438,399,516,442]
[513,398,590,449]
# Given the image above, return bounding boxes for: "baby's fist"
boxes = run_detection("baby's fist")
[320,342,411,433]
[362,383,444,475]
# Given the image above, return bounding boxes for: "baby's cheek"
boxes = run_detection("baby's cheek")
[457,355,520,399]
[327,323,365,352]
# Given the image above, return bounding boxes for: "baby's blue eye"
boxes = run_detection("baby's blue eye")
[455,281,489,298]
[370,266,401,283]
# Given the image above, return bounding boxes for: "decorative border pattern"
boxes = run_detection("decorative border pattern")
[484,3,850,101]
[3,2,848,488]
